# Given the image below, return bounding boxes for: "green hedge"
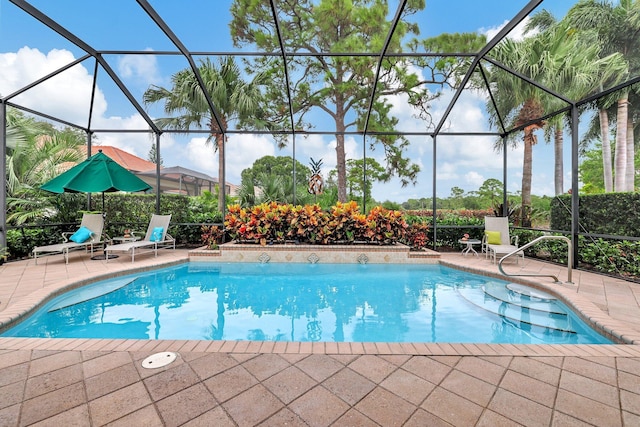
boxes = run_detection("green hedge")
[409,209,639,281]
[101,193,190,236]
[7,202,639,281]
[100,193,208,245]
[405,210,489,249]
[511,229,640,281]
[7,226,67,259]
[551,193,640,236]
[6,193,216,259]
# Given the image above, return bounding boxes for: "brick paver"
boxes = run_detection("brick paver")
[1,250,640,425]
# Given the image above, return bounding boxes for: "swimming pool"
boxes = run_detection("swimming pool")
[1,262,611,344]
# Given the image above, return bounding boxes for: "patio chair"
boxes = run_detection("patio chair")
[105,214,175,262]
[33,213,104,264]
[483,216,524,264]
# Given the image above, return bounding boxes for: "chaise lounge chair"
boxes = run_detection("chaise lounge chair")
[105,214,175,262]
[33,213,104,264]
[483,216,524,264]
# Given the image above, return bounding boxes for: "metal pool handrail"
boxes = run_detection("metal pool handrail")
[498,235,573,284]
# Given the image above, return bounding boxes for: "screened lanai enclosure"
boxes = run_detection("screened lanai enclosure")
[1,0,639,267]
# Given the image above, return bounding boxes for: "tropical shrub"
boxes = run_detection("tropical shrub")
[578,239,640,279]
[362,205,407,245]
[232,203,270,245]
[322,201,368,243]
[402,221,430,251]
[201,225,224,249]
[404,209,488,248]
[288,204,326,243]
[224,201,410,246]
[511,229,640,281]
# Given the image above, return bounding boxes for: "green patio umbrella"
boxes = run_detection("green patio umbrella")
[41,150,151,194]
[40,149,152,259]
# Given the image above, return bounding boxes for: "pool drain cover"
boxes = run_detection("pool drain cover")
[142,352,178,369]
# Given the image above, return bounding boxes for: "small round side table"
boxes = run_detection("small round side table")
[458,239,482,256]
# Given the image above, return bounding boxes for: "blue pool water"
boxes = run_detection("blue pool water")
[1,263,611,344]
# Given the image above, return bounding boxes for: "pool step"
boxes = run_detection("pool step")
[456,286,576,333]
[48,277,137,312]
[482,282,567,315]
[506,283,557,300]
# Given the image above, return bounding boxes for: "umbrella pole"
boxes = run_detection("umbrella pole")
[91,192,119,260]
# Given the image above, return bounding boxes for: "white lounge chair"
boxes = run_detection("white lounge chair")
[483,216,524,264]
[33,213,104,264]
[105,214,175,262]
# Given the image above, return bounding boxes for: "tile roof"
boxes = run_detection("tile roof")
[83,146,157,172]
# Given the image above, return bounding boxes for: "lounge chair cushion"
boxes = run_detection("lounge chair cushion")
[150,227,164,242]
[70,226,93,243]
[485,231,501,245]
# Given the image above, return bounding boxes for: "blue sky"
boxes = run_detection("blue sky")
[0,0,577,202]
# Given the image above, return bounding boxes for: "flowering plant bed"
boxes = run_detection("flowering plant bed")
[220,201,429,250]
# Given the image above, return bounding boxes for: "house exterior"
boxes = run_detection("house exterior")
[83,146,238,196]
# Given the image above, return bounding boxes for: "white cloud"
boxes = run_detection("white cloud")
[436,162,460,181]
[117,50,163,86]
[227,135,277,180]
[532,183,554,197]
[0,46,177,166]
[184,134,277,184]
[464,171,485,187]
[284,133,334,166]
[184,137,216,173]
[94,117,157,159]
[481,16,533,42]
[0,47,107,124]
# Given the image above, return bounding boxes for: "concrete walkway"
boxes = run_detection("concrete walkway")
[1,249,639,426]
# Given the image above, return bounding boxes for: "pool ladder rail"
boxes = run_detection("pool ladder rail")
[497,235,573,285]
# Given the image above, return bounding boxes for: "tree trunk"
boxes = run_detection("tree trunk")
[614,97,628,192]
[217,134,225,213]
[626,118,635,191]
[554,126,563,195]
[333,86,348,203]
[599,108,613,192]
[521,128,534,227]
[335,133,347,202]
[210,116,228,213]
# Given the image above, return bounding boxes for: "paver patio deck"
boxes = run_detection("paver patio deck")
[1,248,639,426]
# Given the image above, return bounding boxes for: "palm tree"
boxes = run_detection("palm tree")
[487,36,554,226]
[256,173,286,204]
[525,13,627,195]
[598,96,615,192]
[626,90,640,190]
[6,112,85,223]
[237,179,257,208]
[6,109,34,149]
[565,0,640,192]
[143,57,268,212]
[487,21,624,224]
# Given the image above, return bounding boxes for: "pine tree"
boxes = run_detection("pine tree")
[148,142,163,166]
